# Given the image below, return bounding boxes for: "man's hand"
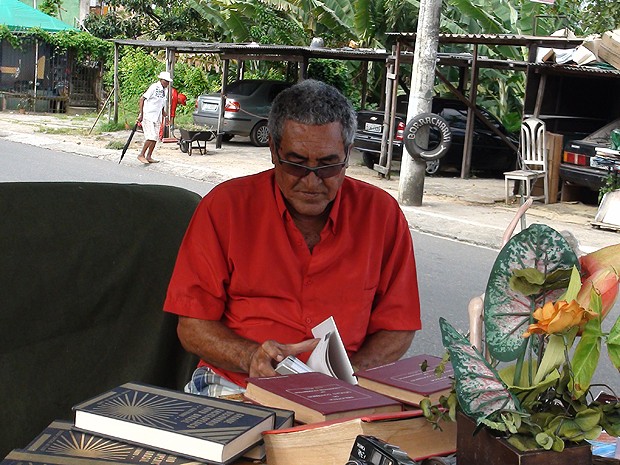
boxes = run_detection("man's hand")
[177,316,318,378]
[350,329,415,372]
[248,338,319,378]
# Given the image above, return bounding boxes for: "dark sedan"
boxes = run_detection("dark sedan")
[354,97,518,175]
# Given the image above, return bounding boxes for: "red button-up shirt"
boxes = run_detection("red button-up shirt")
[164,169,421,387]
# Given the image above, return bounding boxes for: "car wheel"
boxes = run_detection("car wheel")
[425,159,441,175]
[178,140,189,153]
[250,121,270,147]
[361,152,377,169]
[222,134,234,142]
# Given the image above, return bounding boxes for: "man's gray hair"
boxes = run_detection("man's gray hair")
[268,79,357,149]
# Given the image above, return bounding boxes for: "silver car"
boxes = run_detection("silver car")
[193,79,293,147]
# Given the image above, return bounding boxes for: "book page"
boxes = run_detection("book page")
[307,316,357,385]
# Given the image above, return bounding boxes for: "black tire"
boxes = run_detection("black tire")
[425,159,441,175]
[362,152,377,169]
[404,113,451,161]
[250,121,270,147]
[222,134,234,142]
[179,140,189,153]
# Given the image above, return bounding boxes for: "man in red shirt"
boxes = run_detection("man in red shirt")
[164,80,421,396]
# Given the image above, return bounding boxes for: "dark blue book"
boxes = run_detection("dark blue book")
[2,448,201,465]
[22,420,204,464]
[72,382,275,464]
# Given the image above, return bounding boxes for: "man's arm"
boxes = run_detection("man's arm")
[350,329,415,372]
[137,96,146,122]
[177,316,318,378]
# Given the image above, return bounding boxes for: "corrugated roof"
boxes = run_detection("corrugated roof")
[529,62,620,77]
[390,32,584,47]
[112,40,390,61]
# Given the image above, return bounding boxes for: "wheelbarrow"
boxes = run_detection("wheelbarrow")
[177,128,215,156]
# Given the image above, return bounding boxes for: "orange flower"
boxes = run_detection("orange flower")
[523,300,597,338]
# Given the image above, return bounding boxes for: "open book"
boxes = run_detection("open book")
[275,316,357,384]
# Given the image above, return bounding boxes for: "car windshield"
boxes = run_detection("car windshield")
[226,81,262,96]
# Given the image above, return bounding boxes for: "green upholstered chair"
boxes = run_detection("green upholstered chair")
[0,182,200,457]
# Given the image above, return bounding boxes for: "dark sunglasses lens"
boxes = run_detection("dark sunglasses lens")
[316,165,343,179]
[281,163,309,177]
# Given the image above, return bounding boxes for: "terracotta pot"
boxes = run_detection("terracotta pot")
[456,412,592,465]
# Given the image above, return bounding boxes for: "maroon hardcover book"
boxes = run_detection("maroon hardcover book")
[244,372,402,424]
[353,354,454,405]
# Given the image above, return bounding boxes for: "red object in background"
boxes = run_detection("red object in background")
[160,88,187,140]
[170,88,187,118]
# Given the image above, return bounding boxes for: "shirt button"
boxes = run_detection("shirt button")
[305,318,312,324]
[305,279,312,286]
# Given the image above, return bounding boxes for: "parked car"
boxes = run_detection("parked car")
[354,97,518,175]
[560,120,620,193]
[193,79,293,147]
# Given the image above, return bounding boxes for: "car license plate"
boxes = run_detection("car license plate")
[364,122,382,133]
[202,102,218,112]
[590,157,607,169]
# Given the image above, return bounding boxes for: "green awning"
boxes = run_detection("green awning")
[0,0,75,32]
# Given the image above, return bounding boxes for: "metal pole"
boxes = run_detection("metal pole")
[113,43,119,124]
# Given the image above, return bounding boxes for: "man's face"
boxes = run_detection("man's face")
[160,79,170,88]
[270,120,348,218]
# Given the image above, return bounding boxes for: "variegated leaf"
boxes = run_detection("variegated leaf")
[484,224,579,362]
[440,318,521,424]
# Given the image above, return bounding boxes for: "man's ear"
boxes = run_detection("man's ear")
[268,139,277,165]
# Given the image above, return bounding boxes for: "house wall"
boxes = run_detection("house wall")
[18,0,89,28]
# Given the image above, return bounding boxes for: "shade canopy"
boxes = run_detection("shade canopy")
[0,0,75,32]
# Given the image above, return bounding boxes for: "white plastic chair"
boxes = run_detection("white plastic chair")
[504,118,549,205]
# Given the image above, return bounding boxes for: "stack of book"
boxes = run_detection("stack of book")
[1,382,293,465]
[2,353,457,465]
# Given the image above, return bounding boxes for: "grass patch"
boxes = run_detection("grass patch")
[106,140,126,150]
[99,120,131,132]
[37,126,87,135]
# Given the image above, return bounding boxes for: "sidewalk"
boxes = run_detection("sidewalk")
[0,111,617,252]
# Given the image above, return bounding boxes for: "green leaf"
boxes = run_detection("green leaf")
[534,330,576,384]
[500,365,560,407]
[562,266,583,302]
[439,318,522,425]
[608,313,620,369]
[484,224,579,362]
[571,334,602,398]
[536,432,554,450]
[574,408,602,431]
[510,268,574,296]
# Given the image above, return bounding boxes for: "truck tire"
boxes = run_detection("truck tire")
[362,152,377,169]
[404,113,451,161]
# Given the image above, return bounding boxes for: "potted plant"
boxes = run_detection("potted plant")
[425,224,620,464]
[17,95,33,114]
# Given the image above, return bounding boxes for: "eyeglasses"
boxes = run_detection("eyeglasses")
[277,150,349,179]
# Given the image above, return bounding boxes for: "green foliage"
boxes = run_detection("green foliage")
[552,0,620,35]
[308,59,361,108]
[83,11,143,39]
[38,0,62,17]
[0,28,110,64]
[599,171,620,204]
